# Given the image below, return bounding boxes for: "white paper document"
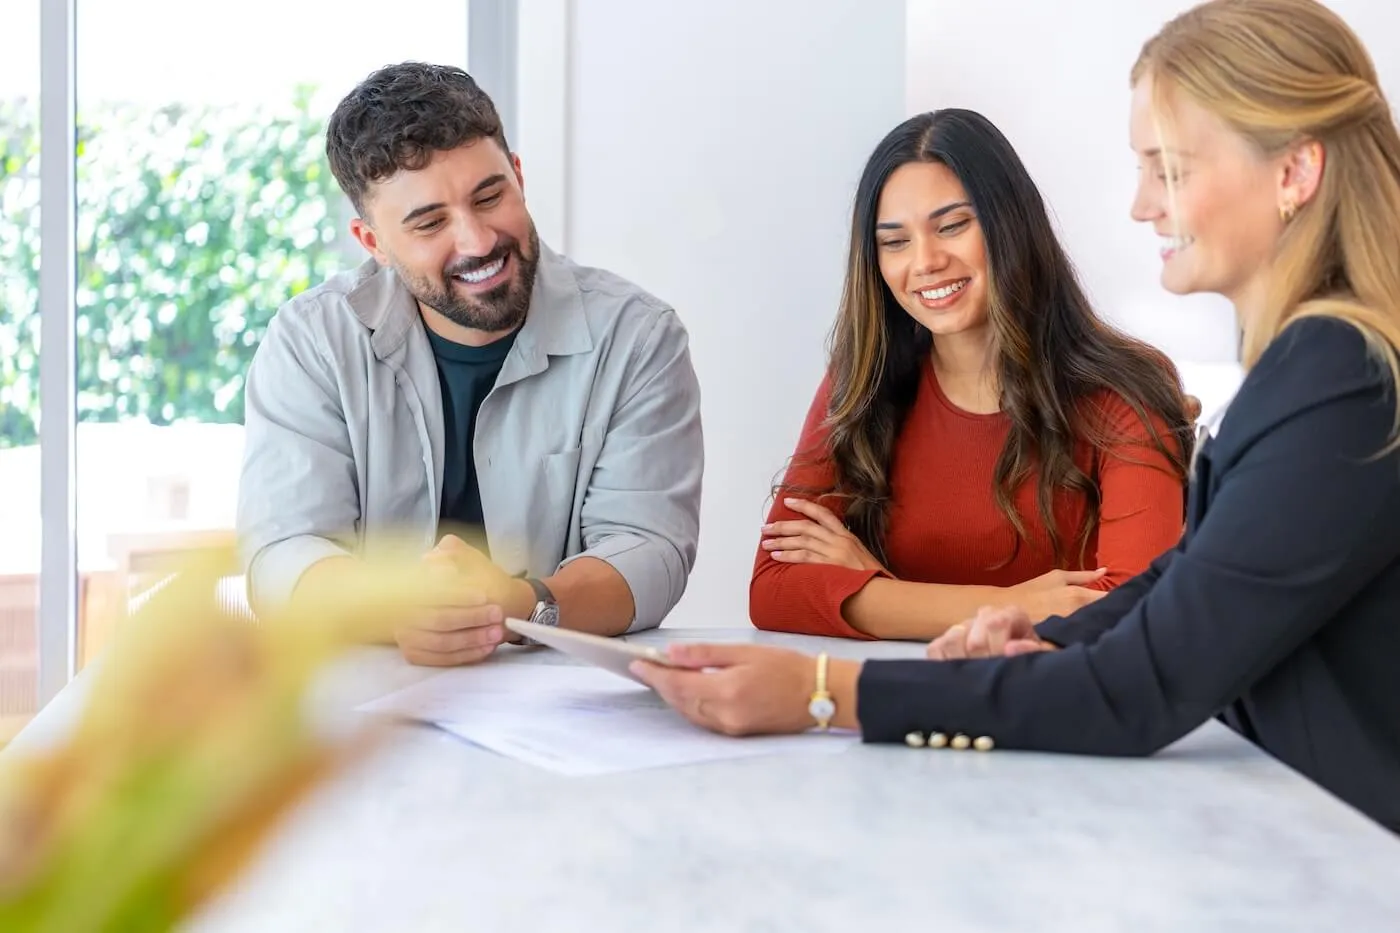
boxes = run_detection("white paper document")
[356,664,856,776]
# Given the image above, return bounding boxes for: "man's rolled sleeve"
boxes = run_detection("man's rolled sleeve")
[561,533,685,633]
[237,304,362,618]
[567,309,703,631]
[247,534,353,613]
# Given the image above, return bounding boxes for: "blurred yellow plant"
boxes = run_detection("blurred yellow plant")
[0,546,454,932]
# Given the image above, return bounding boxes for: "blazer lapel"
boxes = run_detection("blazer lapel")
[1186,432,1215,534]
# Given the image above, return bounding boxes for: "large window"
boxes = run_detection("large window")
[71,0,468,659]
[0,1,42,740]
[4,0,475,732]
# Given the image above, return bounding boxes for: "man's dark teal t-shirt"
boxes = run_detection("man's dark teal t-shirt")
[427,326,518,538]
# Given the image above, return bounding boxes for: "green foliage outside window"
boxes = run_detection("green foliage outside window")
[0,87,347,449]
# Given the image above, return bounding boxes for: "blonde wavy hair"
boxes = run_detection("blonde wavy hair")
[1133,0,1400,435]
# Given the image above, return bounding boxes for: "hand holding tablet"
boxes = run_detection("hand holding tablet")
[504,618,679,684]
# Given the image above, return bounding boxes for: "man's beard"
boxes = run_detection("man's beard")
[402,225,540,334]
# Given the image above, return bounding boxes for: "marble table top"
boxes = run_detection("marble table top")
[10,627,1400,932]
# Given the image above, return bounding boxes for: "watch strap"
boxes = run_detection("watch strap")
[808,652,835,730]
[516,577,559,646]
[524,576,555,607]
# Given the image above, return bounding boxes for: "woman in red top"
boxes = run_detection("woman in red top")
[751,109,1194,641]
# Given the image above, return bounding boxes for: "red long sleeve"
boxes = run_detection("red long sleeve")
[748,361,1185,637]
[1079,391,1188,590]
[748,376,883,639]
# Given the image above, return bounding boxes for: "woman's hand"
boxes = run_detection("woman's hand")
[1184,394,1203,423]
[629,643,855,736]
[1006,568,1108,620]
[761,498,889,573]
[926,604,1057,660]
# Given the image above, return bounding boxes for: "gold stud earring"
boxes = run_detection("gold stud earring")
[1280,201,1298,224]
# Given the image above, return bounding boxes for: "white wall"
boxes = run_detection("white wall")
[907,0,1236,369]
[905,0,1400,413]
[519,0,1400,630]
[525,0,907,628]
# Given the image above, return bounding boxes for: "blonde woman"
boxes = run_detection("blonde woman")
[632,0,1400,835]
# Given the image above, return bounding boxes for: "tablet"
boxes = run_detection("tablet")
[505,618,678,684]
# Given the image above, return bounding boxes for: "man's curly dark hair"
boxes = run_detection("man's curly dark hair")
[326,62,510,217]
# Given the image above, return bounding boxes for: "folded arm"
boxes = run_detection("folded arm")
[748,378,889,639]
[750,379,1103,641]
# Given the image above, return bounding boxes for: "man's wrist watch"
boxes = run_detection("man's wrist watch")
[526,577,559,627]
[808,651,836,731]
[519,577,559,645]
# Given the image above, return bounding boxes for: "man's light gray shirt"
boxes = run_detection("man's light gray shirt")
[237,243,703,631]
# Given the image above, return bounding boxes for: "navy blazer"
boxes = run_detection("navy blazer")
[857,317,1400,833]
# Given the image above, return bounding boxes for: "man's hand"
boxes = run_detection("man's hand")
[926,604,1056,661]
[431,534,534,612]
[392,535,534,667]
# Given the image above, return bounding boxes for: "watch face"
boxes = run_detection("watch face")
[809,697,836,720]
[533,601,561,628]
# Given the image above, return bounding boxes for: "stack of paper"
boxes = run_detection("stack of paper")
[356,664,856,775]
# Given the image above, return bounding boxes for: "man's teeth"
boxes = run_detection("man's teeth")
[920,280,968,301]
[454,256,506,284]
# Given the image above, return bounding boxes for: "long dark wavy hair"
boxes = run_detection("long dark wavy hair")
[793,109,1193,569]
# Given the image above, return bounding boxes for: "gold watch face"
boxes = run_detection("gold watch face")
[809,696,836,720]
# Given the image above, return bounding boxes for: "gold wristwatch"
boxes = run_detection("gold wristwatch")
[808,651,836,730]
